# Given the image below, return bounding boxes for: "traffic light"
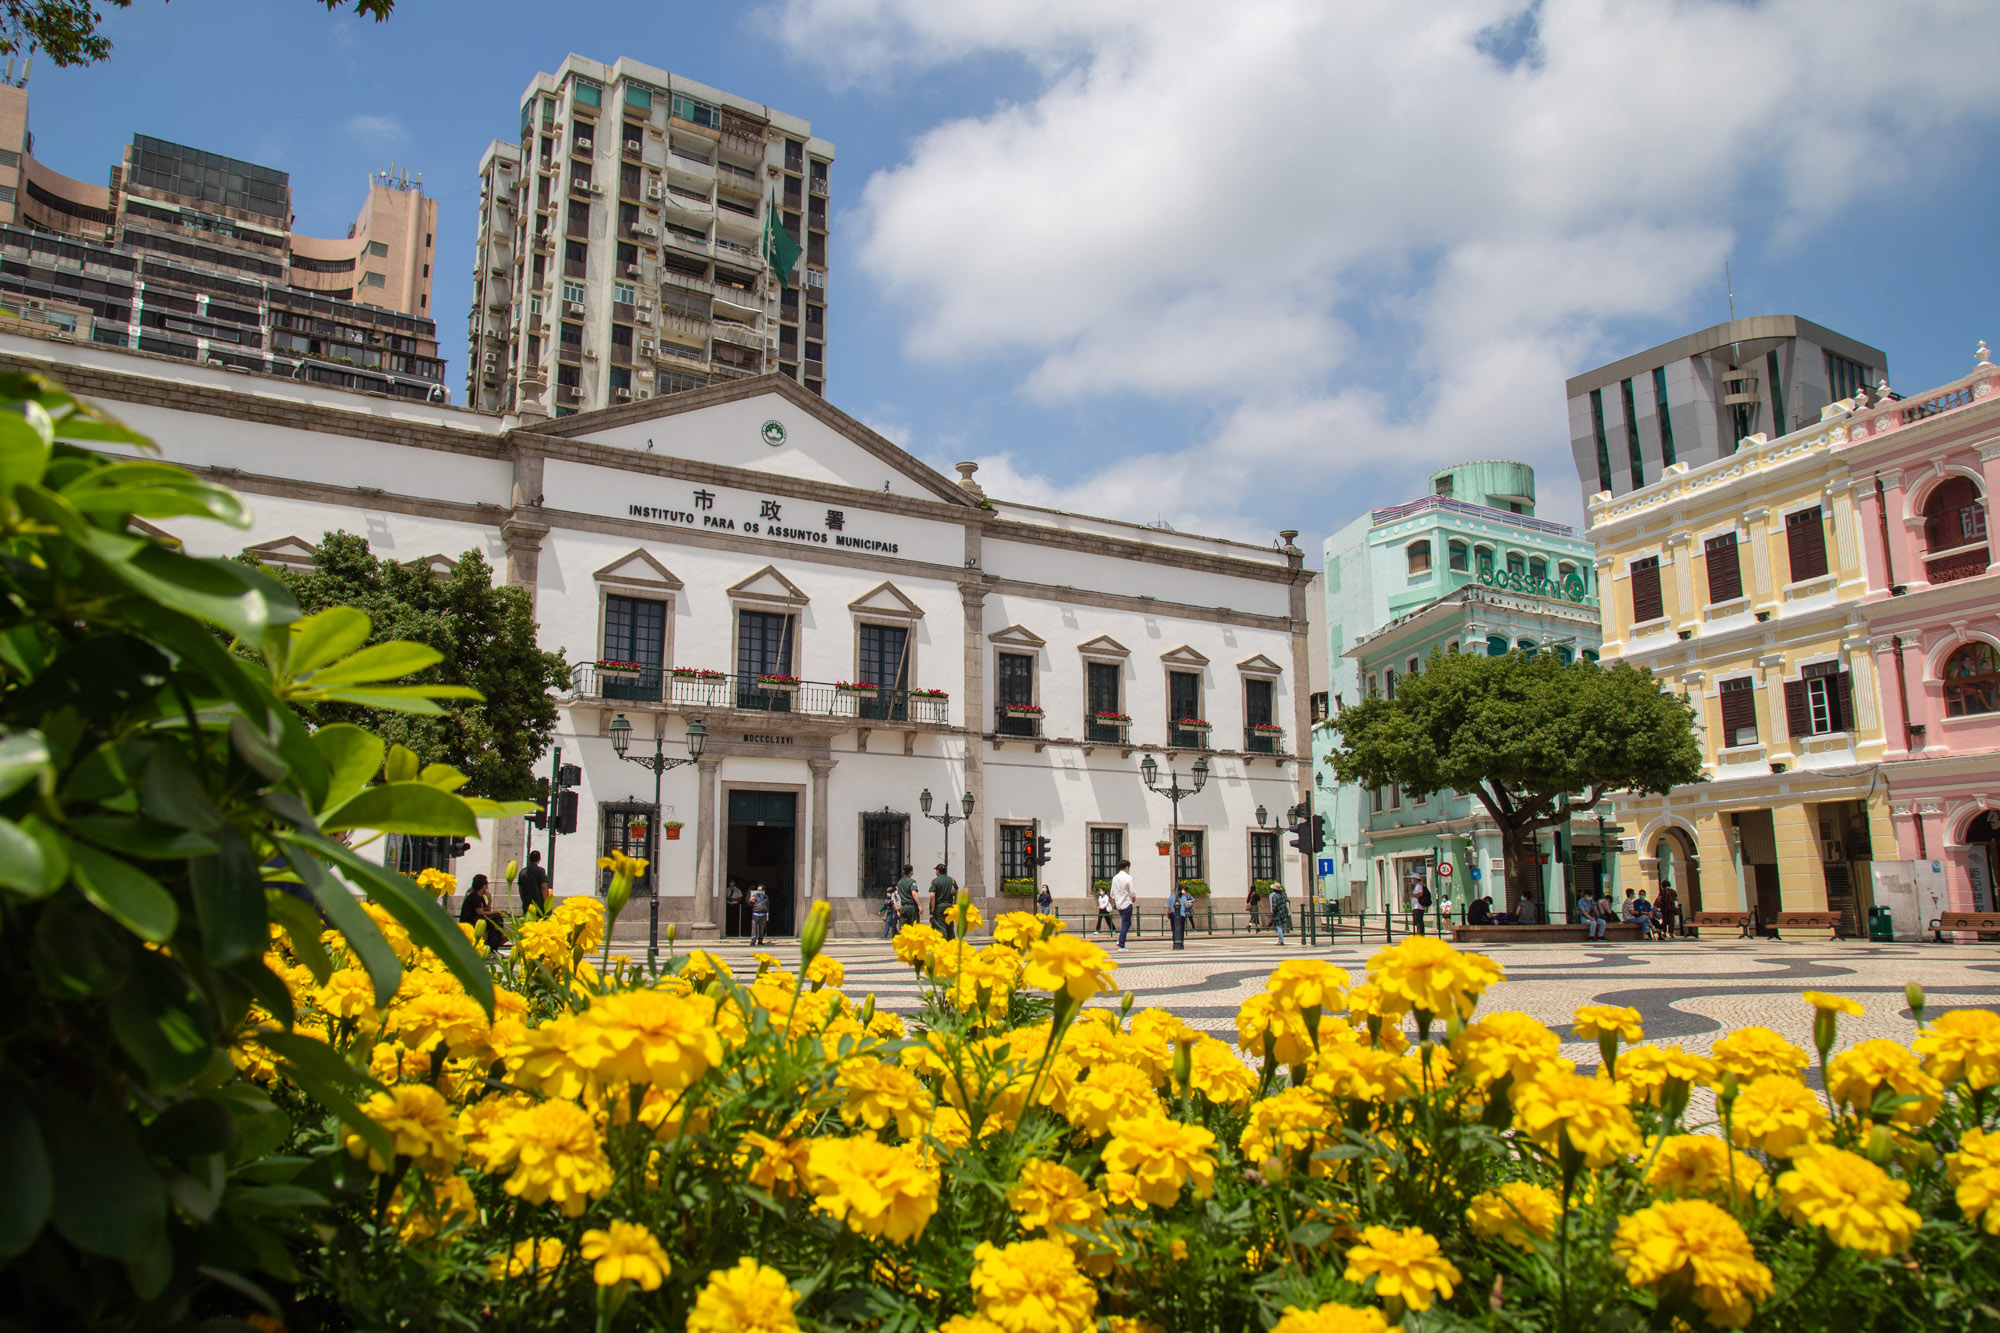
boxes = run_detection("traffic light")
[1310,814,1328,855]
[1033,836,1052,868]
[1289,814,1312,855]
[529,780,549,830]
[554,789,579,836]
[558,763,582,790]
[447,838,472,860]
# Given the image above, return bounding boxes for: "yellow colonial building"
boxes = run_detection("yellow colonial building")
[1588,410,1894,935]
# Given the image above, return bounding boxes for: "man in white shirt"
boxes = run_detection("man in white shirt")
[1110,860,1136,950]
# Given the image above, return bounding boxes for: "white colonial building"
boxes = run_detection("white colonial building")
[10,328,1312,936]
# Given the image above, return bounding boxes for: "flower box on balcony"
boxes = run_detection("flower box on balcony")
[1173,718,1212,733]
[1093,712,1133,727]
[911,688,948,699]
[999,877,1038,898]
[671,667,728,681]
[756,674,801,690]
[1001,703,1044,717]
[1253,723,1286,736]
[595,659,644,679]
[833,681,879,696]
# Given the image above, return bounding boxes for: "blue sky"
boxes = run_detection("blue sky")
[27,0,2000,550]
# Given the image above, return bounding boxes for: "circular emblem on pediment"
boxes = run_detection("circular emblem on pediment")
[761,419,788,447]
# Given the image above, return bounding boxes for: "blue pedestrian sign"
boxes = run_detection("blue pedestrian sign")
[1468,865,1482,881]
[1317,857,1335,876]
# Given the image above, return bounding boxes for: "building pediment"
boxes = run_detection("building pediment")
[988,623,1046,649]
[1077,635,1130,660]
[848,581,925,621]
[242,535,317,572]
[1160,644,1210,667]
[405,553,457,580]
[1236,653,1284,676]
[727,564,809,607]
[594,549,683,592]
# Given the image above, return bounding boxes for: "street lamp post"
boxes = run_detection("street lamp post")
[1140,752,1208,940]
[918,787,975,878]
[608,714,708,971]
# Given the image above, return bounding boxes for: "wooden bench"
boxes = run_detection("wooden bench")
[1931,911,2000,942]
[1770,910,1842,939]
[1690,910,1756,939]
[1452,923,1642,944]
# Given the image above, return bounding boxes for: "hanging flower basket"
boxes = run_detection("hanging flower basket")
[664,821,684,841]
[596,658,644,679]
[1156,840,1172,856]
[1178,843,1196,858]
[627,817,650,842]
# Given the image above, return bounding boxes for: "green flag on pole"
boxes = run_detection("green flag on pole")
[762,193,802,290]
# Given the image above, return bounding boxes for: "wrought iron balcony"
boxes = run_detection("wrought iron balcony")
[569,664,950,726]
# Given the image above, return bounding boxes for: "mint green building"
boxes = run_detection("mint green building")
[1309,461,1611,922]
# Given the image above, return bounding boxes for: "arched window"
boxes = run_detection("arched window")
[1517,637,1539,658]
[1506,551,1526,577]
[1943,642,2000,717]
[1581,648,1600,663]
[1924,476,1988,552]
[1528,556,1548,582]
[1486,634,1509,657]
[1448,540,1469,572]
[1557,645,1575,665]
[1406,541,1432,576]
[1474,545,1495,575]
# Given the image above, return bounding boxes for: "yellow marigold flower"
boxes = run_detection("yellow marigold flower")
[1613,1045,1718,1106]
[1102,1115,1217,1209]
[578,1220,670,1290]
[680,949,734,984]
[806,1134,940,1243]
[344,1083,461,1175]
[1240,1088,1332,1174]
[1021,934,1118,1004]
[583,987,725,1091]
[1646,1133,1767,1205]
[805,954,846,989]
[1237,992,1315,1066]
[686,1257,801,1333]
[1826,1038,1944,1128]
[313,968,379,1023]
[1776,1146,1922,1257]
[1102,1319,1166,1333]
[1065,1063,1162,1137]
[390,988,490,1057]
[1612,1198,1772,1329]
[993,911,1055,951]
[1915,1007,2000,1090]
[1366,936,1502,1022]
[1467,1181,1560,1248]
[868,1008,907,1040]
[414,867,457,899]
[1949,1132,2000,1234]
[1308,1042,1413,1105]
[837,1057,935,1139]
[1343,1224,1459,1313]
[1510,1069,1640,1168]
[1270,1304,1392,1333]
[550,895,606,950]
[1006,1159,1105,1239]
[969,1238,1096,1333]
[1188,1036,1257,1107]
[738,1130,813,1196]
[388,1173,478,1242]
[1572,1004,1643,1043]
[893,923,946,968]
[489,1237,565,1282]
[1710,1027,1809,1082]
[1453,1011,1563,1089]
[1802,990,1864,1017]
[1728,1074,1828,1159]
[480,1099,614,1216]
[936,1318,1008,1333]
[1266,959,1351,1013]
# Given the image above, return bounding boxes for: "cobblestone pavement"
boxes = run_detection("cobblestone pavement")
[618,931,2000,1069]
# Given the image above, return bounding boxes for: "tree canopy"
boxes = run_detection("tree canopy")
[256,532,567,800]
[0,0,391,66]
[1325,647,1704,904]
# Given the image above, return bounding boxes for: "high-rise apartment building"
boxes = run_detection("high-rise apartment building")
[468,56,833,417]
[0,82,446,401]
[1565,316,1888,501]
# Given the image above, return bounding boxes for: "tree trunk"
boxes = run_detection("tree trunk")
[1500,820,1540,916]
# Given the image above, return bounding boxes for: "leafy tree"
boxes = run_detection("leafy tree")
[256,531,567,800]
[1325,648,1703,909]
[0,0,391,67]
[0,372,523,1326]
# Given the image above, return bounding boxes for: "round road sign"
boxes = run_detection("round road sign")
[1438,861,1455,878]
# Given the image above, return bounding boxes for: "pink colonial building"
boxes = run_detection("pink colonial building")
[1846,346,2000,914]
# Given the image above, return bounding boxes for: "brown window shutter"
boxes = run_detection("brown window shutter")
[1630,557,1663,623]
[1783,679,1810,737]
[1786,506,1829,581]
[1704,533,1742,603]
[1719,678,1756,745]
[1835,671,1855,732]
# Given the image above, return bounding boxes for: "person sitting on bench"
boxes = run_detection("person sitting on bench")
[1467,895,1493,925]
[1492,895,1539,925]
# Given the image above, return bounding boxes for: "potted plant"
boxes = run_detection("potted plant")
[833,680,878,696]
[596,657,644,679]
[664,820,684,841]
[626,816,650,842]
[671,666,727,681]
[1253,722,1285,736]
[1174,717,1212,734]
[756,673,801,692]
[1178,878,1211,897]
[1093,711,1132,728]
[1000,877,1038,898]
[1156,839,1172,856]
[911,688,948,699]
[1252,878,1279,896]
[1178,842,1195,858]
[1001,702,1044,718]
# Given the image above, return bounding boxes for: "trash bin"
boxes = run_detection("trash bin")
[1869,906,1895,941]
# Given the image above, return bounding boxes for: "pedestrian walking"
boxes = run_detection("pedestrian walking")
[1036,883,1054,916]
[895,864,921,929]
[1095,884,1116,934]
[1111,859,1136,950]
[748,883,771,946]
[880,891,898,939]
[458,873,505,951]
[930,863,959,939]
[1410,881,1432,936]
[1268,882,1293,946]
[516,850,549,916]
[1655,883,1680,939]
[1245,884,1261,932]
[1170,885,1194,950]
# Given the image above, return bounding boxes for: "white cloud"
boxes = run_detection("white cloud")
[778,0,2000,538]
[343,113,407,147]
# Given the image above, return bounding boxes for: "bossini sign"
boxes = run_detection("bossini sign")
[1476,564,1592,604]
[626,488,901,554]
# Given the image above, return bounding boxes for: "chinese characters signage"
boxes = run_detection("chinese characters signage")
[626,489,900,554]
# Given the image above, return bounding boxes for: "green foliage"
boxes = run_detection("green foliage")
[999,878,1037,897]
[256,531,568,799]
[0,373,521,1327]
[0,0,393,66]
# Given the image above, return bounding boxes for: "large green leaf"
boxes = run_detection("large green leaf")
[318,781,477,836]
[32,1085,166,1261]
[189,830,268,968]
[0,400,53,491]
[70,842,178,942]
[0,1082,52,1257]
[309,684,482,714]
[0,728,51,801]
[71,814,219,859]
[301,833,494,1019]
[0,815,64,897]
[61,461,249,526]
[101,538,297,645]
[282,845,402,1006]
[311,724,385,813]
[264,888,333,987]
[108,961,216,1089]
[286,607,373,677]
[305,640,442,686]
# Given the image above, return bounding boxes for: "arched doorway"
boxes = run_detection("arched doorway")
[1653,828,1702,930]
[1966,809,2000,913]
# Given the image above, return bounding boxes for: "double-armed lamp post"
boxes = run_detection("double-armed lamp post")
[918,787,975,877]
[607,713,707,969]
[1140,752,1208,910]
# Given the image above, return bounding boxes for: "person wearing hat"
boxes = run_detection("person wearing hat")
[929,862,960,940]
